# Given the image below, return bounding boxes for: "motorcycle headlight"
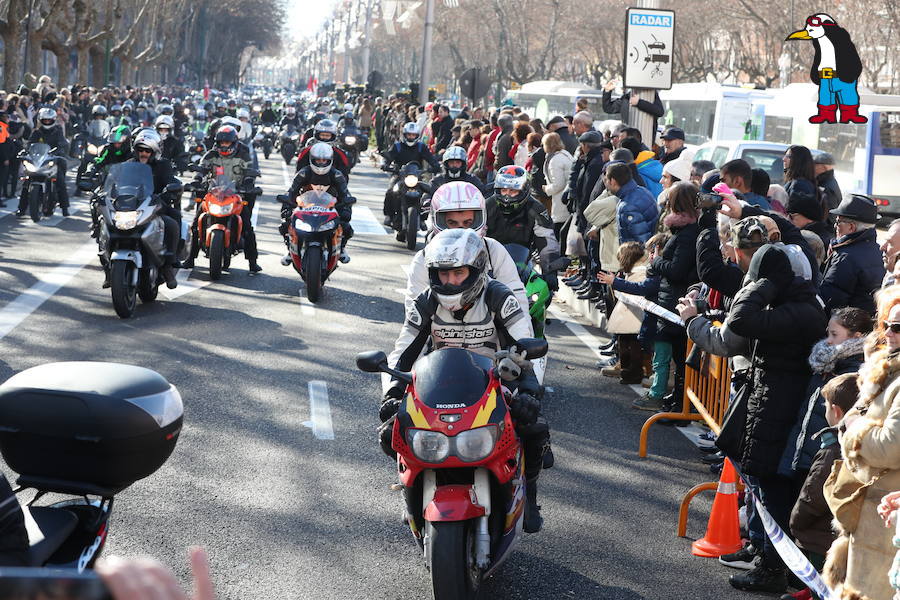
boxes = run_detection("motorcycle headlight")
[264,127,273,133]
[114,210,139,230]
[87,144,100,155]
[295,219,313,232]
[45,160,55,168]
[209,203,234,216]
[408,430,451,463]
[454,426,499,462]
[344,136,357,145]
[24,162,38,173]
[291,134,300,141]
[404,175,419,188]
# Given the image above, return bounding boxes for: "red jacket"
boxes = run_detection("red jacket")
[466,138,481,171]
[483,127,501,172]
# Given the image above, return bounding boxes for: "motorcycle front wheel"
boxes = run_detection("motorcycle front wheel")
[208,229,225,280]
[426,520,482,600]
[29,187,42,222]
[302,245,323,303]
[406,206,419,251]
[111,261,137,318]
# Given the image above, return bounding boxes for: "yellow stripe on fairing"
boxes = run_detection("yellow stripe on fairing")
[406,393,430,429]
[470,389,497,428]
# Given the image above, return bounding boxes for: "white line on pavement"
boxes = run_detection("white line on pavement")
[280,162,291,188]
[298,293,316,316]
[304,380,335,440]
[0,241,96,340]
[159,268,212,301]
[352,205,389,235]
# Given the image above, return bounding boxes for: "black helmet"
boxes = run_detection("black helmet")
[215,125,239,157]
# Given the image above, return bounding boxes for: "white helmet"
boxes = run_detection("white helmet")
[424,229,488,313]
[38,107,57,129]
[442,145,468,178]
[314,119,338,142]
[237,107,250,120]
[195,108,207,120]
[309,142,334,175]
[132,128,162,160]
[430,181,487,237]
[343,103,354,112]
[402,122,420,146]
[154,114,174,139]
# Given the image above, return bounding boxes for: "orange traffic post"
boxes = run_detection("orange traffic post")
[691,458,742,557]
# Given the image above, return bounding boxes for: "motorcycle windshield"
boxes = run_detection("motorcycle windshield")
[503,243,531,282]
[27,143,51,165]
[208,174,238,201]
[105,163,154,211]
[412,348,492,409]
[297,190,336,210]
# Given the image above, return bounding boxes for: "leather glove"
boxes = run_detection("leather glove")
[378,416,397,459]
[542,270,559,292]
[379,398,402,423]
[508,392,541,427]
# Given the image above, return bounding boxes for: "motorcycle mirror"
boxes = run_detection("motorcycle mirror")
[513,338,549,360]
[356,350,387,373]
[275,194,290,204]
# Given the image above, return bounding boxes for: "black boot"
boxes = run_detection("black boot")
[523,477,543,533]
[162,265,178,289]
[729,559,787,593]
[248,261,262,273]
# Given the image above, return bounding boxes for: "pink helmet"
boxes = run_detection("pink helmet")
[429,181,486,237]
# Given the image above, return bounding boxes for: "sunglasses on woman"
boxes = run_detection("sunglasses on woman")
[884,322,900,333]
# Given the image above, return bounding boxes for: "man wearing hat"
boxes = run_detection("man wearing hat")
[659,127,686,164]
[785,190,833,248]
[546,115,577,154]
[820,195,885,314]
[814,152,842,215]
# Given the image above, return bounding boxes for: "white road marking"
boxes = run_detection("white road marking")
[0,241,96,340]
[297,293,316,316]
[159,268,213,301]
[303,380,335,440]
[352,205,389,235]
[280,162,292,188]
[40,196,89,227]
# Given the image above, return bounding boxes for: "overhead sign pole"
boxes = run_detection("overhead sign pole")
[623,2,675,144]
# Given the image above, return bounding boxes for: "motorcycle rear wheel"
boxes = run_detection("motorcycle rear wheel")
[303,245,323,303]
[137,266,159,303]
[208,229,225,280]
[426,520,482,600]
[406,206,419,251]
[111,261,137,319]
[29,187,42,223]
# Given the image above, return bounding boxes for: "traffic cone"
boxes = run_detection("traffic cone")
[691,458,743,557]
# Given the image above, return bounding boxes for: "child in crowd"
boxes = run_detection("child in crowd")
[598,241,647,384]
[598,232,671,407]
[786,373,860,600]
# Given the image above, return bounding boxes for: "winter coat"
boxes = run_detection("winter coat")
[555,127,578,155]
[651,213,699,342]
[825,348,900,600]
[817,169,843,213]
[804,219,834,250]
[789,428,842,557]
[466,137,482,172]
[529,147,548,200]
[741,204,820,287]
[612,273,660,348]
[615,179,658,244]
[601,90,665,136]
[778,337,866,479]
[820,227,885,315]
[494,132,514,170]
[659,145,685,165]
[634,150,663,199]
[583,193,620,272]
[574,146,607,230]
[543,149,574,223]
[483,127,501,172]
[695,224,744,298]
[727,275,827,477]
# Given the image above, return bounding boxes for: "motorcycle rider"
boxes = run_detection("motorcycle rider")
[260,100,279,125]
[213,100,228,120]
[485,165,562,290]
[280,142,354,265]
[280,102,302,129]
[183,125,262,273]
[111,128,181,289]
[429,145,485,195]
[88,105,111,137]
[235,107,255,146]
[381,122,440,226]
[296,119,350,177]
[107,104,124,128]
[191,108,210,137]
[17,107,69,217]
[86,125,133,236]
[382,227,550,533]
[155,115,188,172]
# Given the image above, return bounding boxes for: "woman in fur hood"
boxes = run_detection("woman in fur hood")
[824,285,900,600]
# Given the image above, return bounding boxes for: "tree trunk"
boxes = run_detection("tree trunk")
[90,47,104,87]
[75,44,90,85]
[1,0,25,90]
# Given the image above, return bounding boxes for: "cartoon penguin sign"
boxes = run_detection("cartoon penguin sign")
[786,13,867,125]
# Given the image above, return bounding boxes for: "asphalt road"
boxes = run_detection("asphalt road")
[1,153,754,599]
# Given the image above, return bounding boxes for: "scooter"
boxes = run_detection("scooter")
[93,162,187,318]
[0,361,182,571]
[356,339,548,600]
[276,189,345,303]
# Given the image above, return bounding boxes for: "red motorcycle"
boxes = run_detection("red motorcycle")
[277,189,343,303]
[356,340,547,600]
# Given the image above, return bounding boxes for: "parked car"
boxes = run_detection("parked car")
[691,140,823,185]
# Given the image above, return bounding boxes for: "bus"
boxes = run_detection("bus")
[503,81,618,123]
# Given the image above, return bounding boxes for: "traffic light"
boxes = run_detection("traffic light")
[428,88,437,102]
[409,82,420,102]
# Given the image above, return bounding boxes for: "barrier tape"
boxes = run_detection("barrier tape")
[735,467,838,600]
[617,293,685,327]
